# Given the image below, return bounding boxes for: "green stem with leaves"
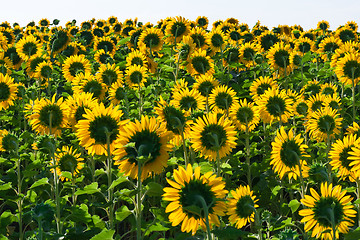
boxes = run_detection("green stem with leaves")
[105,130,114,229]
[136,162,143,240]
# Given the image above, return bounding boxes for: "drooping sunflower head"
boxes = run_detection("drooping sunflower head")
[108,80,126,106]
[72,72,107,101]
[126,50,148,68]
[125,64,149,89]
[229,98,260,132]
[299,182,356,240]
[266,42,292,74]
[257,31,280,52]
[306,106,342,142]
[26,94,69,137]
[187,49,215,77]
[208,85,239,114]
[305,93,327,115]
[302,80,322,100]
[223,45,241,66]
[165,16,191,44]
[171,87,206,113]
[138,27,164,52]
[190,112,237,161]
[270,126,309,180]
[317,20,330,31]
[192,74,219,97]
[16,35,42,61]
[94,49,113,65]
[335,52,360,86]
[93,36,116,56]
[188,27,208,50]
[113,115,172,180]
[35,61,53,80]
[256,88,293,124]
[317,36,343,61]
[321,82,338,96]
[336,26,358,43]
[48,27,71,54]
[162,164,228,235]
[346,122,360,136]
[195,16,209,29]
[0,73,19,111]
[206,27,228,53]
[75,102,125,156]
[62,55,92,83]
[52,146,84,181]
[176,35,196,62]
[96,63,123,87]
[0,129,19,152]
[65,92,98,130]
[249,76,278,101]
[294,37,315,54]
[329,134,360,181]
[227,185,259,229]
[239,42,260,66]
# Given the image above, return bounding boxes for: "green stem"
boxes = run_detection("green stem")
[105,131,114,229]
[139,87,143,119]
[356,178,360,227]
[38,218,43,240]
[16,146,23,240]
[195,195,212,240]
[245,126,251,187]
[180,130,188,166]
[352,69,356,122]
[216,150,221,177]
[52,153,61,234]
[136,162,143,240]
[326,133,332,183]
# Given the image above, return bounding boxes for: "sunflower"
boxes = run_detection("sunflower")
[229,99,260,132]
[96,63,123,87]
[317,20,330,32]
[154,96,191,146]
[345,122,360,136]
[51,146,84,181]
[256,88,293,124]
[121,24,135,37]
[65,92,98,130]
[48,27,71,54]
[317,36,343,61]
[336,26,358,43]
[94,49,113,65]
[257,31,280,52]
[0,73,18,111]
[223,45,241,67]
[0,129,10,152]
[294,37,315,54]
[195,16,209,29]
[162,164,227,235]
[299,182,356,240]
[306,93,327,115]
[271,126,310,180]
[306,106,342,142]
[61,41,85,57]
[0,52,13,75]
[125,64,148,90]
[208,85,239,115]
[165,16,191,44]
[329,134,360,181]
[188,27,208,50]
[171,87,206,113]
[302,80,322,100]
[79,30,94,46]
[324,94,341,110]
[227,185,259,229]
[294,98,308,118]
[0,27,14,45]
[171,78,189,93]
[16,35,42,61]
[249,76,278,101]
[128,27,144,48]
[113,115,172,180]
[321,82,338,96]
[239,42,260,68]
[192,74,219,98]
[4,46,22,70]
[25,94,69,137]
[335,52,360,86]
[190,112,237,161]
[62,55,92,83]
[125,50,148,68]
[186,49,215,77]
[138,27,164,53]
[76,102,125,156]
[267,42,292,74]
[108,80,125,106]
[175,35,196,62]
[206,28,227,53]
[93,36,116,56]
[72,72,107,101]
[35,61,53,80]
[226,27,242,45]
[330,41,359,68]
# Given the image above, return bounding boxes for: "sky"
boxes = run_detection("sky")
[0,0,359,30]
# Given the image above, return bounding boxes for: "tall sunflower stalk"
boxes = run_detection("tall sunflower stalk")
[105,130,115,229]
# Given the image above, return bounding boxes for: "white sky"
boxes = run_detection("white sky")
[0,0,359,30]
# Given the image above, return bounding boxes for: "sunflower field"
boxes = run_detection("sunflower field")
[1,16,360,240]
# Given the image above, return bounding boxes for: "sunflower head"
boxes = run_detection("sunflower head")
[162,164,227,235]
[52,146,84,181]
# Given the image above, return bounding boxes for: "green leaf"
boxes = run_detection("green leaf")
[90,228,115,240]
[354,199,360,205]
[75,182,100,195]
[345,228,360,240]
[117,37,130,46]
[0,182,12,191]
[0,211,17,233]
[288,199,300,213]
[115,205,132,222]
[30,178,49,189]
[0,234,9,240]
[146,182,164,197]
[271,185,282,196]
[67,204,92,224]
[212,226,250,240]
[61,171,72,180]
[144,222,169,236]
[161,65,175,72]
[109,175,128,190]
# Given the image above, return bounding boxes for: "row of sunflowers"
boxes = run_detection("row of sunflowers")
[0,16,360,239]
